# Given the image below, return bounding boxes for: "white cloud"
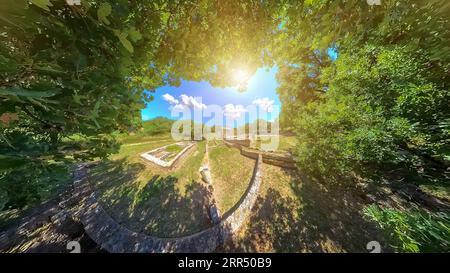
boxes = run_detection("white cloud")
[179,94,207,110]
[172,104,187,111]
[252,97,274,112]
[223,104,247,120]
[163,93,206,111]
[162,93,179,105]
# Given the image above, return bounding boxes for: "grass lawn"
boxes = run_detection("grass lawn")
[111,136,175,161]
[209,141,256,214]
[164,143,188,161]
[222,163,389,252]
[251,135,297,153]
[87,139,212,237]
[117,133,172,145]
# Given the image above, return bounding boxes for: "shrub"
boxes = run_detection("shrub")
[363,205,450,253]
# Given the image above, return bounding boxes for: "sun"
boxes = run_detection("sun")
[232,68,250,85]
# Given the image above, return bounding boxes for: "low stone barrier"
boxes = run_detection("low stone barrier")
[140,142,196,170]
[225,138,251,147]
[72,154,263,253]
[243,147,296,169]
[224,140,296,169]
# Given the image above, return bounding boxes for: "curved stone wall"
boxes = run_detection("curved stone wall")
[72,154,263,253]
[224,140,296,169]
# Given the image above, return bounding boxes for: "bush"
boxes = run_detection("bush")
[292,44,450,182]
[0,161,70,211]
[363,205,450,253]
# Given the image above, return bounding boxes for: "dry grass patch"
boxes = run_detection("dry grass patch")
[222,164,388,253]
[209,142,255,214]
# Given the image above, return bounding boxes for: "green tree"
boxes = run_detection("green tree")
[0,0,172,209]
[0,0,281,209]
[275,0,450,180]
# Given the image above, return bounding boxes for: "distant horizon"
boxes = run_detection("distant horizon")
[143,115,278,129]
[141,66,281,127]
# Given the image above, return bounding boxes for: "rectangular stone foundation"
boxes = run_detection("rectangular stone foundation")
[140,142,195,168]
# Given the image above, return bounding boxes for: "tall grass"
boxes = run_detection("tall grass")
[363,205,450,252]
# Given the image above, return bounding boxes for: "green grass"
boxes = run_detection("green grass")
[419,184,450,201]
[110,137,174,161]
[221,163,390,253]
[251,135,297,152]
[87,138,210,237]
[117,133,172,145]
[364,205,450,252]
[166,144,184,153]
[209,142,255,213]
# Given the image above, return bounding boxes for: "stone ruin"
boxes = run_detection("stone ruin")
[140,142,195,168]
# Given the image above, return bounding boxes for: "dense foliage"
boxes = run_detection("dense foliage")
[364,205,450,252]
[273,1,450,250]
[274,0,450,181]
[0,0,170,209]
[0,0,280,210]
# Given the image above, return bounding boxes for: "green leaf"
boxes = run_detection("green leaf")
[0,155,28,170]
[113,30,134,53]
[0,87,60,98]
[73,93,83,105]
[34,65,66,76]
[97,2,112,25]
[30,0,53,11]
[126,27,142,42]
[93,100,101,113]
[0,55,18,73]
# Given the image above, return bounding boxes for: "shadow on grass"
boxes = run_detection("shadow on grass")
[223,169,389,253]
[88,159,213,238]
[356,158,450,212]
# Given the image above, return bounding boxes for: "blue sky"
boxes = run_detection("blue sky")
[140,48,338,126]
[141,66,281,126]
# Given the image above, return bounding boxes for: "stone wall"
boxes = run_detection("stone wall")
[244,148,296,169]
[140,142,196,169]
[73,154,263,253]
[0,152,263,253]
[224,140,296,169]
[224,138,251,147]
[0,163,102,253]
